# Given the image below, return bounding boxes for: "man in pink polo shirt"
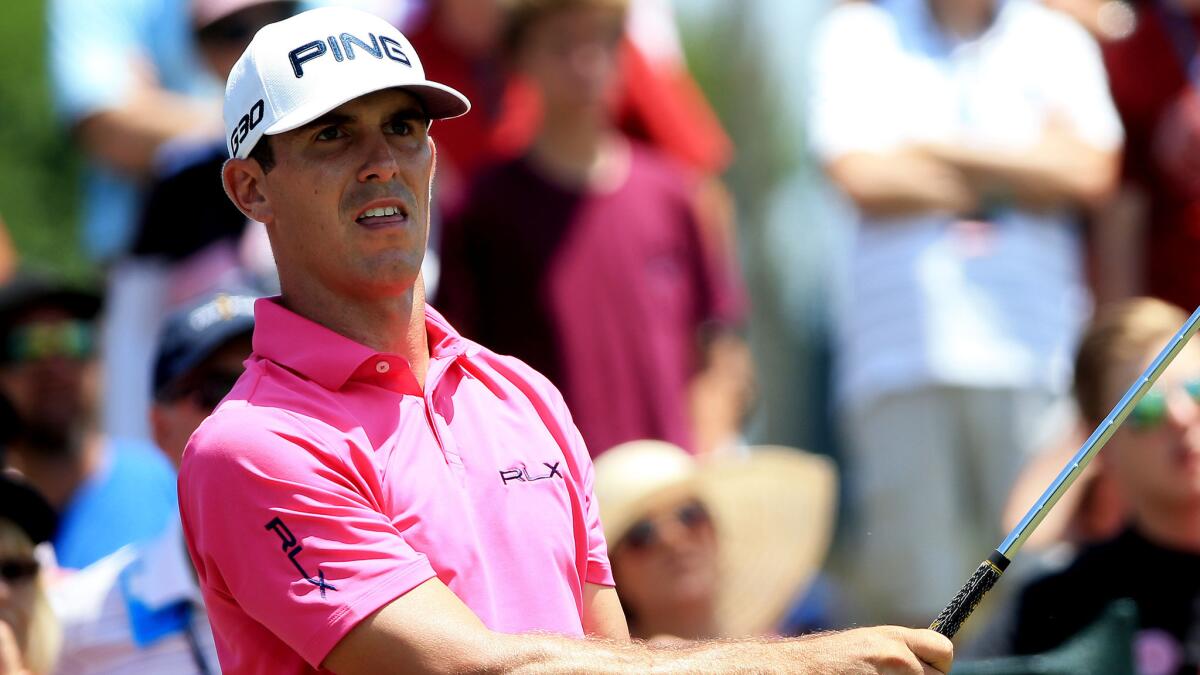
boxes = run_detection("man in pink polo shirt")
[179,6,955,673]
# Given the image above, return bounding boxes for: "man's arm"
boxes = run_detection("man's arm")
[582,584,631,640]
[823,149,979,220]
[924,120,1120,213]
[323,578,954,674]
[74,88,221,175]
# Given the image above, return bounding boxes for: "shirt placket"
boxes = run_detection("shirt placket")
[424,355,466,480]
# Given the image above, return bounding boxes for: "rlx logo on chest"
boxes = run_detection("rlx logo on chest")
[499,462,562,485]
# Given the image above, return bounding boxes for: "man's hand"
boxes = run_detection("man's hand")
[794,626,954,674]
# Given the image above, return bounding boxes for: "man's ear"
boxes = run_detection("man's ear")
[222,157,273,224]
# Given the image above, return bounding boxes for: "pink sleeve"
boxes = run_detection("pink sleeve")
[541,375,614,587]
[575,432,615,587]
[179,407,437,668]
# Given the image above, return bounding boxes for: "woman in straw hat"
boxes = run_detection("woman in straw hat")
[593,440,837,640]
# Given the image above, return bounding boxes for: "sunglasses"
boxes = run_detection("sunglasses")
[0,558,39,584]
[1128,378,1200,431]
[163,370,243,411]
[4,320,94,364]
[621,501,712,553]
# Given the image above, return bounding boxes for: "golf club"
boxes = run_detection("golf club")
[929,304,1200,639]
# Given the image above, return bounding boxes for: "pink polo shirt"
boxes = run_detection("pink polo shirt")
[178,299,614,674]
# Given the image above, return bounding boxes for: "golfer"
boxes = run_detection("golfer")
[178,7,953,673]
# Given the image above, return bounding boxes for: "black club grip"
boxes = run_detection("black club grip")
[929,551,1010,639]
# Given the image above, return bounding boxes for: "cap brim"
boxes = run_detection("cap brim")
[264,80,470,139]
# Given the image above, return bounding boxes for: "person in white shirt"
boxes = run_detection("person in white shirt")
[809,0,1124,626]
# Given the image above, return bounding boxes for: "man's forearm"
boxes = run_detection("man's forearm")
[75,89,222,175]
[825,151,977,219]
[928,141,1117,212]
[487,627,950,674]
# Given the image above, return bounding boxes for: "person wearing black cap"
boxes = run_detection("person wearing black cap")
[49,290,256,675]
[0,473,61,674]
[0,273,176,570]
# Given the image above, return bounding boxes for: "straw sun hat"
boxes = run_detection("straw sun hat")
[594,441,837,637]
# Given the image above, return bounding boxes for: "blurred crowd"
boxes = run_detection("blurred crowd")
[2,0,1200,672]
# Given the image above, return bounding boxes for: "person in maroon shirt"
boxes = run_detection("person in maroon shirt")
[435,0,746,457]
[1047,0,1200,309]
[404,0,734,220]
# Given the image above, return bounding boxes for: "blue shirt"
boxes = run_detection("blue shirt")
[46,0,219,261]
[55,438,178,569]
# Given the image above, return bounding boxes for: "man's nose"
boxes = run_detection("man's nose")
[357,131,401,184]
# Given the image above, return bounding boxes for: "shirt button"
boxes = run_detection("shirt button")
[375,361,390,374]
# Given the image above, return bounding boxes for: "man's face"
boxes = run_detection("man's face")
[517,6,624,117]
[152,335,252,468]
[1104,344,1200,512]
[252,89,434,302]
[0,307,94,449]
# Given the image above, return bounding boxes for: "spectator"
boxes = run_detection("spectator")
[437,0,747,456]
[0,274,176,569]
[0,474,61,675]
[593,440,836,640]
[1062,0,1200,311]
[403,0,732,219]
[809,0,1123,625]
[50,290,256,675]
[130,0,303,304]
[47,0,228,442]
[1011,298,1200,674]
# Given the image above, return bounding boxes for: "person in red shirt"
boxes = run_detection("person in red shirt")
[1047,0,1200,309]
[436,0,748,457]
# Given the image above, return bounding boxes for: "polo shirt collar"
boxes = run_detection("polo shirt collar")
[252,298,479,392]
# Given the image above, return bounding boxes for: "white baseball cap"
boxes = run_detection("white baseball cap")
[223,6,470,159]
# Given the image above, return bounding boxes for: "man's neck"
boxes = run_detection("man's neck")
[280,276,431,388]
[9,431,99,510]
[1133,503,1200,554]
[529,109,628,191]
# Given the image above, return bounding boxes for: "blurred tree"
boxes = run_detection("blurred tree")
[678,0,845,457]
[0,0,93,283]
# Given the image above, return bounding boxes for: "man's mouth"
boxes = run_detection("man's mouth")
[355,203,409,229]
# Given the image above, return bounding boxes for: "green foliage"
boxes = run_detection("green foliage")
[0,0,95,284]
[678,4,805,229]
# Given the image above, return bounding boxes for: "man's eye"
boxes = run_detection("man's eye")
[388,118,428,136]
[315,126,345,141]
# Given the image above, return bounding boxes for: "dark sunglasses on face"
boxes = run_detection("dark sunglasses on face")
[621,501,712,553]
[0,558,39,584]
[4,320,94,364]
[1129,378,1200,431]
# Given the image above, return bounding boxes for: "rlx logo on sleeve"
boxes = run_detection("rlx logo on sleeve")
[288,32,412,78]
[264,516,338,598]
[499,462,563,485]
